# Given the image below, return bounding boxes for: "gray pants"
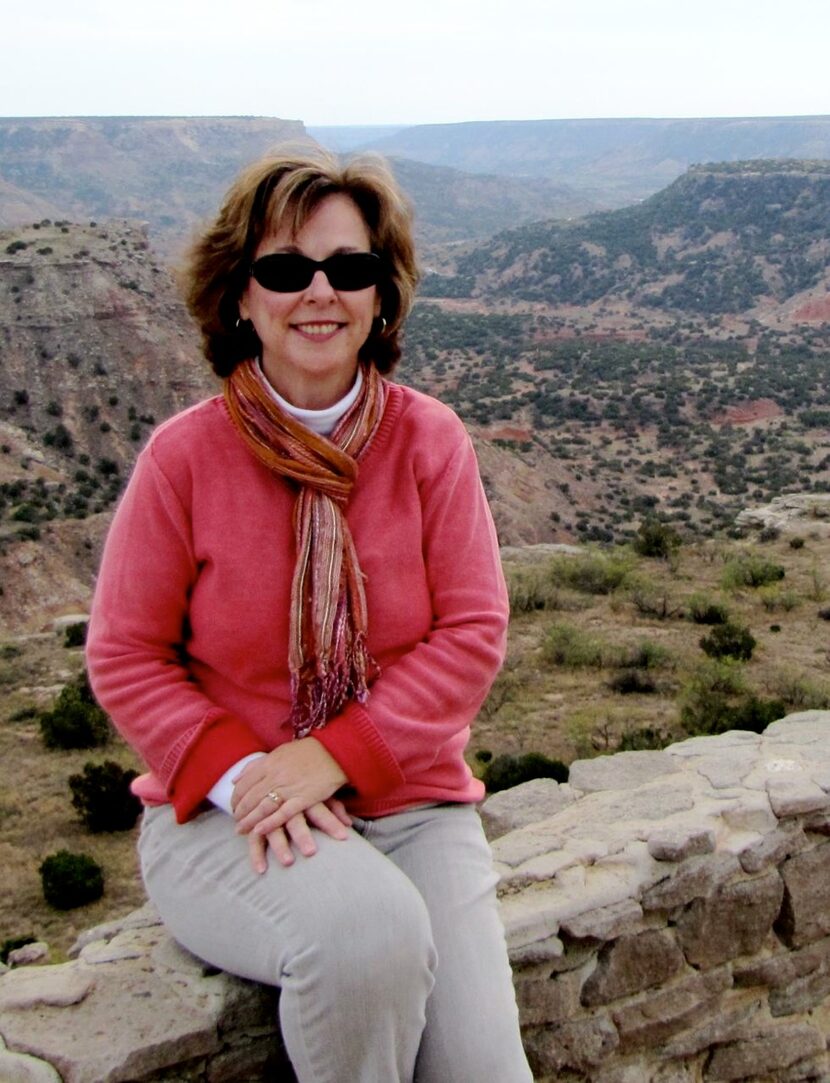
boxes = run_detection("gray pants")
[139,802,532,1083]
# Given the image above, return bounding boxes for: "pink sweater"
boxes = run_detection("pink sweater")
[86,381,508,823]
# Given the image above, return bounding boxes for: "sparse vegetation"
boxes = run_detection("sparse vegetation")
[39,671,110,750]
[69,761,141,833]
[39,850,104,910]
[700,622,756,662]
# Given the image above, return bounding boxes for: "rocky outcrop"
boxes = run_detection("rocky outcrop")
[6,711,830,1081]
[736,494,830,536]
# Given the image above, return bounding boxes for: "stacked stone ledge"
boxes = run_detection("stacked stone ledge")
[4,711,830,1081]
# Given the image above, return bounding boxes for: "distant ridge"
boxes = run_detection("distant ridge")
[0,116,308,254]
[357,116,830,205]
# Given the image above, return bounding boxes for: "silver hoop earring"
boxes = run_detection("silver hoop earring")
[379,317,387,335]
[235,317,242,330]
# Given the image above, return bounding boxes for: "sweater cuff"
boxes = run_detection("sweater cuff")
[313,701,405,798]
[169,715,269,823]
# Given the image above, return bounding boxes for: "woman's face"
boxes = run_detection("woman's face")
[239,193,381,410]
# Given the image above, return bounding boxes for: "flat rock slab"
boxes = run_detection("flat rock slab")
[568,751,681,793]
[0,923,278,1083]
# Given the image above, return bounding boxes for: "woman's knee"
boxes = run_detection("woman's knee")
[287,863,436,997]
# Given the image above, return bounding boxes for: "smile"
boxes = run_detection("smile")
[293,322,343,336]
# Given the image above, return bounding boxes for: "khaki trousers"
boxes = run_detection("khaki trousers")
[139,801,532,1083]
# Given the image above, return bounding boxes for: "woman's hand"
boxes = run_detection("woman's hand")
[246,799,352,872]
[232,737,349,837]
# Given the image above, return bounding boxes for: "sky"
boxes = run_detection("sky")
[2,0,829,127]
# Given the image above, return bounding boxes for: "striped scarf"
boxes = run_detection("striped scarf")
[224,358,386,737]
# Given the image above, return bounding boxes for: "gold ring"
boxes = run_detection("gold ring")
[266,789,283,805]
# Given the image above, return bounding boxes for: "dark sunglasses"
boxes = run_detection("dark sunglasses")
[249,252,382,293]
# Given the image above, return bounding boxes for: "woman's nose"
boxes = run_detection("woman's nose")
[306,269,336,299]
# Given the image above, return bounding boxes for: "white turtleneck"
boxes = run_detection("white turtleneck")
[256,360,364,436]
[207,363,364,814]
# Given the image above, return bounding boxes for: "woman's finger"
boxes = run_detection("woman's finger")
[305,802,350,840]
[238,794,299,836]
[265,826,295,867]
[325,797,353,827]
[233,782,279,823]
[247,831,268,875]
[284,813,317,858]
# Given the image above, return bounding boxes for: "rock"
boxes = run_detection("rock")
[647,825,716,862]
[777,842,830,948]
[560,898,644,942]
[581,930,686,1007]
[0,922,280,1083]
[674,870,783,969]
[706,1023,825,1080]
[523,1015,620,1075]
[68,900,162,957]
[515,968,582,1025]
[0,1037,61,1083]
[612,967,731,1050]
[642,853,740,911]
[766,776,830,817]
[7,943,48,967]
[738,823,806,874]
[0,966,94,1010]
[51,614,89,633]
[568,751,681,793]
[481,778,576,839]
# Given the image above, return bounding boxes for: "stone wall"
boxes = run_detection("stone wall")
[4,710,830,1081]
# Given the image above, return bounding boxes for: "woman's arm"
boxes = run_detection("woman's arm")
[86,443,268,820]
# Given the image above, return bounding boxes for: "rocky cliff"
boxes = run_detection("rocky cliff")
[0,218,215,630]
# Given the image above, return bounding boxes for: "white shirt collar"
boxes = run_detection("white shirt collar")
[256,362,363,437]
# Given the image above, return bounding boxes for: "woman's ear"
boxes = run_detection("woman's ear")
[238,292,250,321]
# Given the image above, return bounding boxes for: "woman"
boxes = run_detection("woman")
[86,149,532,1083]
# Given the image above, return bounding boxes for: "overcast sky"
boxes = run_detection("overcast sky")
[3,0,828,126]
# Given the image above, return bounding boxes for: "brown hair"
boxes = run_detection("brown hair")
[181,147,419,377]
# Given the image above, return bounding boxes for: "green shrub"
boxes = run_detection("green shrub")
[69,761,141,833]
[482,752,568,793]
[39,671,110,750]
[39,850,104,909]
[766,669,830,710]
[63,621,88,648]
[729,696,786,733]
[759,587,800,613]
[621,639,672,670]
[632,519,681,559]
[548,551,633,596]
[722,555,785,590]
[506,566,583,613]
[607,669,657,694]
[542,622,608,668]
[629,583,683,619]
[679,660,746,735]
[686,592,730,625]
[789,537,806,550]
[617,726,671,751]
[700,622,756,662]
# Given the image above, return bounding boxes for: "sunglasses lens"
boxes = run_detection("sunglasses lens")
[251,254,312,292]
[250,253,381,292]
[325,254,382,291]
